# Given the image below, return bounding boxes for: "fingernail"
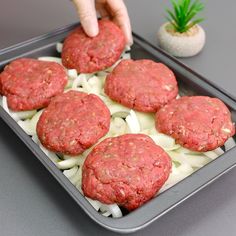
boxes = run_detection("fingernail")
[124,25,133,46]
[128,36,133,46]
[83,19,99,37]
[88,26,99,37]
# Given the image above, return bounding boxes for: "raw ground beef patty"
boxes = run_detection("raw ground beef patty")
[61,19,126,73]
[82,134,172,211]
[0,58,67,111]
[36,90,110,156]
[156,96,235,152]
[104,59,178,112]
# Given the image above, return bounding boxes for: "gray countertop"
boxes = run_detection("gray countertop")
[0,0,236,235]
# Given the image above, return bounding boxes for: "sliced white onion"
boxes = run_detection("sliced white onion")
[2,96,37,121]
[63,154,86,166]
[67,69,77,80]
[99,203,123,218]
[81,77,92,92]
[12,110,36,121]
[76,155,86,166]
[75,184,83,194]
[2,96,10,114]
[72,74,86,89]
[135,111,155,130]
[105,59,122,72]
[0,96,3,106]
[159,165,187,193]
[149,127,159,135]
[63,166,78,179]
[56,42,63,53]
[81,145,94,158]
[214,147,225,155]
[150,134,176,150]
[99,87,107,96]
[76,166,83,186]
[121,53,131,60]
[17,108,42,136]
[30,109,43,131]
[32,134,40,144]
[175,147,201,155]
[204,147,224,160]
[86,197,102,211]
[9,109,36,122]
[125,45,131,52]
[88,76,103,95]
[169,150,209,168]
[204,150,219,159]
[39,144,59,163]
[109,103,130,118]
[125,110,141,133]
[182,153,210,168]
[63,155,75,160]
[65,80,73,89]
[97,94,112,106]
[56,158,80,170]
[109,117,127,136]
[38,56,62,64]
[177,162,194,174]
[18,120,35,136]
[96,71,108,77]
[140,129,151,135]
[224,137,236,151]
[102,211,111,217]
[88,75,101,86]
[85,73,96,80]
[141,127,161,136]
[168,151,184,164]
[68,168,82,185]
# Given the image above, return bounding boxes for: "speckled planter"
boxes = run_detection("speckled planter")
[157,22,206,57]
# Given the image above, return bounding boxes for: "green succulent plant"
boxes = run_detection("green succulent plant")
[166,0,204,33]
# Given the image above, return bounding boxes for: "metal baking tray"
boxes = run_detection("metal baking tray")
[0,22,236,233]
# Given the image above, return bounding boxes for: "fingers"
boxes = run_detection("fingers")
[106,0,133,45]
[95,1,109,18]
[72,0,99,37]
[72,0,133,45]
[97,6,110,18]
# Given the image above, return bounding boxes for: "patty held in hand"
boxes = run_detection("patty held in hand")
[82,134,172,211]
[156,96,235,152]
[62,19,126,73]
[104,59,178,112]
[37,90,110,156]
[0,58,67,111]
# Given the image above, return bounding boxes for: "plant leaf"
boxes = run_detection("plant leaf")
[183,0,191,13]
[186,18,204,30]
[185,10,198,23]
[171,0,181,19]
[166,16,178,30]
[166,9,178,23]
[165,0,204,33]
[189,0,204,15]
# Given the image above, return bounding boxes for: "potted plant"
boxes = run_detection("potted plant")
[157,0,205,57]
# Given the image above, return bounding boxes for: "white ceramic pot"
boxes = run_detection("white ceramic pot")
[157,22,206,57]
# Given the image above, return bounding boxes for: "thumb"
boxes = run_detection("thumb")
[73,0,99,37]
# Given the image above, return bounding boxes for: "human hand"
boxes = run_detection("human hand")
[72,0,133,45]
